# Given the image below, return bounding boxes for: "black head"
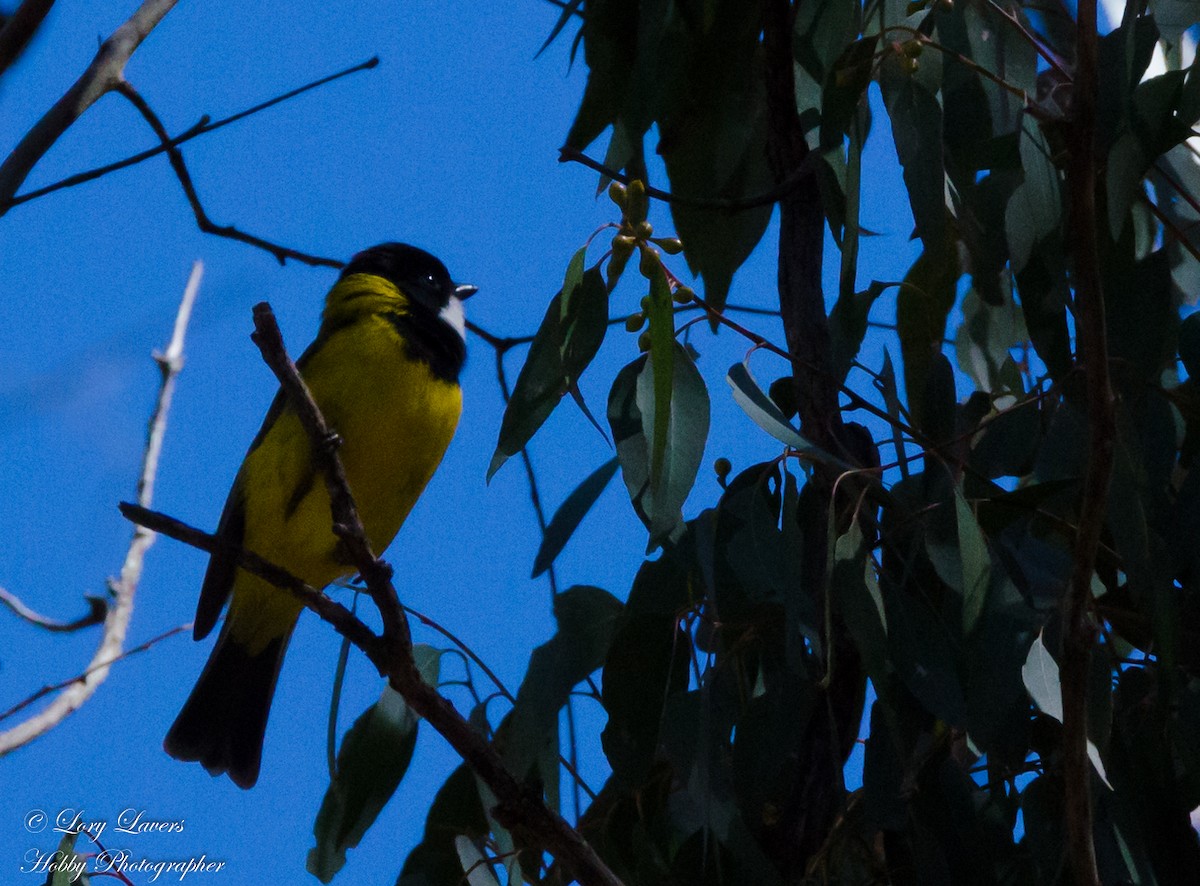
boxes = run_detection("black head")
[341,242,475,314]
[341,242,475,383]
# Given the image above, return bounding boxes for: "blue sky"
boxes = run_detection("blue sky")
[0,1,919,881]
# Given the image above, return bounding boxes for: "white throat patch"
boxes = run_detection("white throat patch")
[440,295,467,341]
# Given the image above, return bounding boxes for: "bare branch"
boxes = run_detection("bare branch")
[0,0,179,211]
[0,624,188,725]
[0,586,106,632]
[0,0,56,78]
[118,504,383,656]
[0,261,201,756]
[116,82,342,268]
[6,56,378,210]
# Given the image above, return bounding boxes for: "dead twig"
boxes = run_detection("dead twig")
[0,261,201,756]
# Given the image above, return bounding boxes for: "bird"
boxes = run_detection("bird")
[164,242,476,788]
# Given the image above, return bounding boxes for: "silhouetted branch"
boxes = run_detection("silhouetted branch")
[0,586,106,632]
[6,57,378,210]
[0,0,56,78]
[116,82,342,268]
[0,0,178,211]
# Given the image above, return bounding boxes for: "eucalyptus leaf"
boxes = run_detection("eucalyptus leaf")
[1021,632,1112,788]
[532,457,620,577]
[309,646,441,883]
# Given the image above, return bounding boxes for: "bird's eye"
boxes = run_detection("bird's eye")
[425,273,438,288]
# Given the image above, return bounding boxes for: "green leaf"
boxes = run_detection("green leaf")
[609,344,711,548]
[830,280,888,384]
[309,646,441,883]
[532,457,620,577]
[897,251,957,431]
[489,268,609,480]
[504,587,623,781]
[644,261,675,499]
[954,286,1028,394]
[1005,115,1061,274]
[954,490,991,636]
[46,831,90,886]
[397,764,489,886]
[536,0,584,58]
[1179,311,1200,378]
[561,266,610,384]
[725,362,838,464]
[489,294,568,480]
[821,35,880,148]
[660,37,774,315]
[1020,631,1112,788]
[879,50,948,260]
[454,837,501,886]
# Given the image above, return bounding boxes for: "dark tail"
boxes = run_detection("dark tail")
[163,626,291,789]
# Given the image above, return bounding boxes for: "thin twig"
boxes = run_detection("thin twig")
[0,624,188,725]
[559,145,814,212]
[118,504,381,653]
[0,0,179,210]
[0,586,105,632]
[0,261,201,756]
[6,57,379,210]
[115,82,342,268]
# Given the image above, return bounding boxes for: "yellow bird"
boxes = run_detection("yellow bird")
[164,242,475,788]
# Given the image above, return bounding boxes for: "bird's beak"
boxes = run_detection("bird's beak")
[454,283,478,300]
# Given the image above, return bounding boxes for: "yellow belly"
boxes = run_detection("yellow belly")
[227,315,462,651]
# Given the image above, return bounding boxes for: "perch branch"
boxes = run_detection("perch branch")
[243,304,623,886]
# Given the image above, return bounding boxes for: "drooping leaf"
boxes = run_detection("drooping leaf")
[532,457,620,577]
[454,836,501,886]
[504,587,623,781]
[726,361,838,465]
[609,344,711,548]
[489,268,609,480]
[1005,115,1062,274]
[1021,631,1112,787]
[489,294,568,480]
[309,646,441,882]
[896,250,958,431]
[954,490,991,636]
[397,763,489,886]
[830,280,888,385]
[879,49,948,260]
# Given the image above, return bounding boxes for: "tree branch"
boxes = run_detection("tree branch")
[4,56,378,211]
[0,0,178,211]
[115,82,342,268]
[0,260,201,756]
[1061,0,1109,882]
[0,0,56,78]
[0,585,105,632]
[242,305,623,886]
